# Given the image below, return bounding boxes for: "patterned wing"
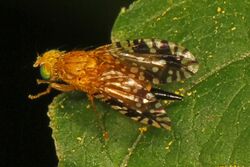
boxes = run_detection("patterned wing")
[109,39,199,84]
[95,68,172,130]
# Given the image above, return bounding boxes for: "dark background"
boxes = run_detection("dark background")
[0,1,133,166]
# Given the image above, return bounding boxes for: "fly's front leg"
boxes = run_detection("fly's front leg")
[28,86,52,100]
[28,79,75,100]
[50,82,75,92]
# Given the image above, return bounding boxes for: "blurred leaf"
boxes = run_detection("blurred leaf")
[49,0,250,166]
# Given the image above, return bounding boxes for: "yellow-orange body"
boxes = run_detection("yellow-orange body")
[31,46,151,103]
[54,47,117,95]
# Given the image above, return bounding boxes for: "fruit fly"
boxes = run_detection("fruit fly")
[29,39,199,130]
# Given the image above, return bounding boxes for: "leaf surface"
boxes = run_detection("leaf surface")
[48,0,250,166]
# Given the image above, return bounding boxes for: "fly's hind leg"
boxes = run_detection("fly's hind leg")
[87,94,109,140]
[28,79,75,100]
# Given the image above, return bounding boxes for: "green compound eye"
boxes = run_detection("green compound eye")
[40,65,51,80]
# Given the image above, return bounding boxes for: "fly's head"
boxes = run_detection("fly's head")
[33,50,64,80]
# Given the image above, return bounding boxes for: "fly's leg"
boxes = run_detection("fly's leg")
[87,94,109,140]
[28,86,52,100]
[50,82,75,92]
[87,94,97,112]
[28,79,75,100]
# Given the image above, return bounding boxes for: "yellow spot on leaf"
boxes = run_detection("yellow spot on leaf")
[231,27,236,31]
[165,140,173,150]
[217,7,222,13]
[175,88,185,96]
[217,7,225,14]
[180,80,185,83]
[139,127,148,134]
[76,137,82,141]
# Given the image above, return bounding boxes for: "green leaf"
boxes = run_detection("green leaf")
[48,0,250,166]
